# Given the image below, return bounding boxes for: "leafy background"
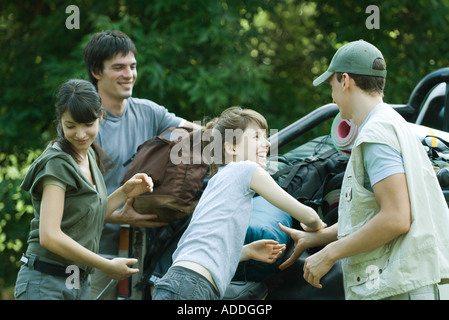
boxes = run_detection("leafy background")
[2,0,449,298]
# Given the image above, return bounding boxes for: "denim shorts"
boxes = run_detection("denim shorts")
[152,266,220,300]
[14,255,91,300]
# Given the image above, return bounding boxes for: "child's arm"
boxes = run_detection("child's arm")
[250,166,325,231]
[240,239,286,263]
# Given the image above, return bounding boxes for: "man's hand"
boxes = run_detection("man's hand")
[277,223,310,270]
[278,222,338,271]
[106,198,168,228]
[303,247,335,289]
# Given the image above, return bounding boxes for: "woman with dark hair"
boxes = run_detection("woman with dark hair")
[14,79,153,300]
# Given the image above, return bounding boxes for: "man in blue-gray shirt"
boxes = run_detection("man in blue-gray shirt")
[84,30,197,299]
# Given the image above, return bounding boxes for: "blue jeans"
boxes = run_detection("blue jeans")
[14,255,91,300]
[152,266,220,300]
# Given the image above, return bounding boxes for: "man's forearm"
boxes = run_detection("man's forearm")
[324,208,408,263]
[104,208,124,224]
[310,223,339,248]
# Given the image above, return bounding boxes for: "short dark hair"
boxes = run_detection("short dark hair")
[336,58,386,96]
[83,30,138,88]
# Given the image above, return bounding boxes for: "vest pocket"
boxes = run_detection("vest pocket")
[347,174,380,228]
[343,245,391,297]
[339,173,379,236]
[14,282,28,300]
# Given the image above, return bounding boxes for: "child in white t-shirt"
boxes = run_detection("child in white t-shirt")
[152,107,325,300]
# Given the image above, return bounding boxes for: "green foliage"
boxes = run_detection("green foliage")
[3,0,449,153]
[311,0,449,105]
[2,0,449,295]
[0,151,40,289]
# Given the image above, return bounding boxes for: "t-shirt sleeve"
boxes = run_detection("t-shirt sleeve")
[362,142,405,187]
[157,106,185,131]
[142,99,185,133]
[27,158,79,197]
[40,175,67,192]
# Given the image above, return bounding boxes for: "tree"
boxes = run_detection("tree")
[2,0,449,295]
[0,0,276,291]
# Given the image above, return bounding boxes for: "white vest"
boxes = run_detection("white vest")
[338,103,449,300]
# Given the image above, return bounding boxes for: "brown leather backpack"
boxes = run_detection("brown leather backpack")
[121,127,209,222]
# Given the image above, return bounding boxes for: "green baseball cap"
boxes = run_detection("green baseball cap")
[313,40,387,86]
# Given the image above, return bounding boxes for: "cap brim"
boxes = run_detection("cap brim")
[313,70,333,87]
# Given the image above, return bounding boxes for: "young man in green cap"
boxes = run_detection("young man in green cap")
[279,40,449,299]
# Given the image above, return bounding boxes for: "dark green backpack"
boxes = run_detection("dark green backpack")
[269,135,348,225]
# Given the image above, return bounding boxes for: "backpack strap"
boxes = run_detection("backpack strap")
[424,135,449,148]
[304,172,336,211]
[279,161,307,189]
